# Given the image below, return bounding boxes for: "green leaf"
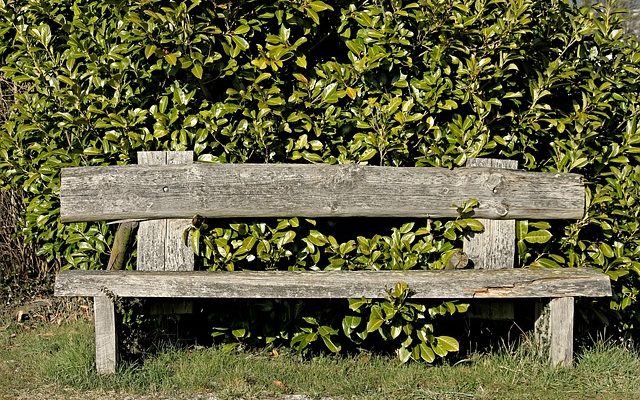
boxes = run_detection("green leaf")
[321,335,341,353]
[307,230,328,246]
[600,243,614,258]
[164,52,179,66]
[516,220,529,239]
[231,35,250,51]
[607,269,629,281]
[348,298,369,311]
[145,44,157,59]
[359,148,377,161]
[303,316,318,325]
[233,24,251,35]
[462,219,484,232]
[524,230,552,244]
[397,346,411,363]
[399,222,415,234]
[291,332,317,351]
[232,328,246,338]
[433,343,447,357]
[390,324,402,339]
[529,222,551,230]
[295,55,307,68]
[342,315,361,335]
[321,82,339,104]
[191,63,203,79]
[420,343,436,363]
[318,325,337,337]
[366,305,384,333]
[305,7,320,24]
[437,336,459,352]
[278,230,296,247]
[531,257,561,269]
[308,1,334,12]
[255,72,272,84]
[235,236,257,255]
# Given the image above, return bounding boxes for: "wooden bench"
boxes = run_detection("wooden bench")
[54,151,611,374]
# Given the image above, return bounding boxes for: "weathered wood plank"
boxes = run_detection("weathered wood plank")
[60,164,585,222]
[55,269,611,299]
[137,152,171,271]
[549,297,574,367]
[463,158,518,270]
[94,296,117,375]
[165,219,194,271]
[464,159,517,319]
[137,151,194,272]
[535,297,575,367]
[164,152,196,271]
[137,216,166,271]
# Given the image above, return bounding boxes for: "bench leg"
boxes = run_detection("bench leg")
[534,297,574,367]
[94,296,117,374]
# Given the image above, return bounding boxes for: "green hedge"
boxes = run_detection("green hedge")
[1,0,639,359]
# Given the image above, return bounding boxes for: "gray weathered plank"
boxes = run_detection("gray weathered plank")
[94,296,117,375]
[55,269,611,299]
[463,158,518,270]
[60,164,585,222]
[137,152,172,271]
[535,297,575,367]
[165,219,194,271]
[464,159,517,319]
[137,151,194,272]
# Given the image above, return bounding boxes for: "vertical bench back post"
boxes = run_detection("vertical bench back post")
[137,151,195,272]
[463,158,518,320]
[463,158,518,270]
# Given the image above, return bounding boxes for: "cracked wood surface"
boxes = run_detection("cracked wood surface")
[60,163,585,222]
[55,268,611,299]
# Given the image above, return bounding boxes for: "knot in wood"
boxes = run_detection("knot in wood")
[494,201,509,217]
[477,200,509,218]
[486,173,506,195]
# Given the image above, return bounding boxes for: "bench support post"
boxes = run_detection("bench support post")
[94,295,117,374]
[464,158,518,320]
[534,297,574,367]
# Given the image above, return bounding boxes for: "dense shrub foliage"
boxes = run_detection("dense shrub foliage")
[1,0,639,358]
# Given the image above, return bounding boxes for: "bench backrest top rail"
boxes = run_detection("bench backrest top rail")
[61,163,584,222]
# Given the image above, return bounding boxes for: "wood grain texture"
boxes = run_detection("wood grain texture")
[136,151,194,272]
[55,269,611,299]
[60,163,585,222]
[94,296,117,375]
[165,219,194,271]
[550,297,574,367]
[463,159,517,319]
[463,159,518,270]
[535,297,575,367]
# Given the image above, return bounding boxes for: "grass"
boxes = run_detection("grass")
[2,319,640,400]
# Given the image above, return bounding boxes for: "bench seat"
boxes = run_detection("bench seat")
[56,268,611,299]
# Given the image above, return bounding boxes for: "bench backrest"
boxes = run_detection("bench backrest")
[60,151,585,272]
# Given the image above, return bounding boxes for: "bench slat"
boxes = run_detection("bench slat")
[61,164,585,222]
[55,269,611,299]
